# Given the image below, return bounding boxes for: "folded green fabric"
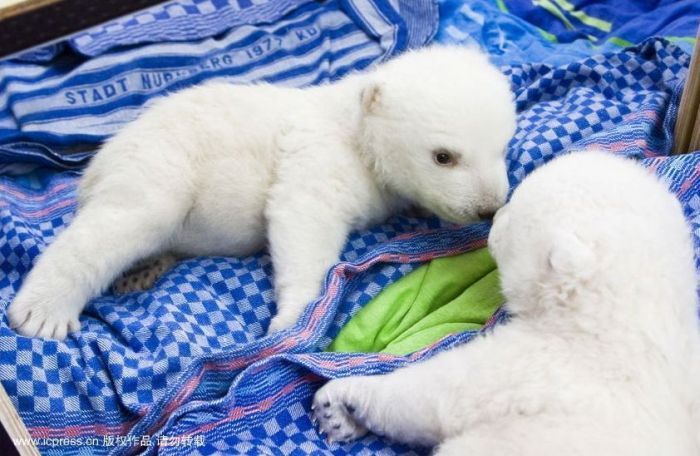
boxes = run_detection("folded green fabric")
[328,248,504,355]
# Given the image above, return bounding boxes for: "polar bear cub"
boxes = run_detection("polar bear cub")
[313,151,700,455]
[9,46,516,340]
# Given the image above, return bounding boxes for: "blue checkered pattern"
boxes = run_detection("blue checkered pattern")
[505,41,689,185]
[0,175,453,453]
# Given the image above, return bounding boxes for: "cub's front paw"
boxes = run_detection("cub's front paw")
[312,380,368,444]
[267,311,299,334]
[8,291,81,340]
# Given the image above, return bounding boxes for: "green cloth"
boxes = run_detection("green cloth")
[328,248,504,355]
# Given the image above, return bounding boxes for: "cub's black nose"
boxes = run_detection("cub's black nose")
[477,209,497,220]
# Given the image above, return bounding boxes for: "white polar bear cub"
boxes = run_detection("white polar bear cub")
[8,46,516,340]
[313,151,700,455]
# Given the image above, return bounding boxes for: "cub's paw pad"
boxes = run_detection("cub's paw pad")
[112,254,177,295]
[312,385,367,444]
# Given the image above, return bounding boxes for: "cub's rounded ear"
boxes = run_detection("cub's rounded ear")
[547,231,595,278]
[361,82,383,115]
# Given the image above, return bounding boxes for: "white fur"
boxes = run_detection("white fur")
[313,151,700,455]
[8,46,516,340]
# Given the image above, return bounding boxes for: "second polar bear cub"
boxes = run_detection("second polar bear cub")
[9,46,516,340]
[313,151,700,455]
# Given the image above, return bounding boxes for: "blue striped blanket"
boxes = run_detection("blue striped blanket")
[0,0,436,155]
[0,1,699,455]
[437,0,699,66]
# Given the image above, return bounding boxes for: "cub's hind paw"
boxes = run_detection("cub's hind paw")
[112,253,177,295]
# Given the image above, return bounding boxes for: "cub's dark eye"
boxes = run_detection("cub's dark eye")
[433,149,456,166]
